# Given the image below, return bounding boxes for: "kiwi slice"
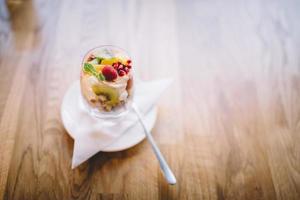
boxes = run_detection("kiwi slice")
[92,84,119,106]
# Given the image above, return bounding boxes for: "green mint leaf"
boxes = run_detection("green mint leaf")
[83,63,96,74]
[98,73,105,81]
[83,63,105,81]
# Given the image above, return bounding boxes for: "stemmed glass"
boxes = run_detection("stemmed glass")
[80,45,134,119]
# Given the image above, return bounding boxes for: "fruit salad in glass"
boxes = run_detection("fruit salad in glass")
[80,46,134,118]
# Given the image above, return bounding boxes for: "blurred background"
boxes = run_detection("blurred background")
[0,0,300,199]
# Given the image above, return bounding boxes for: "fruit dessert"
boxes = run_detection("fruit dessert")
[80,46,134,113]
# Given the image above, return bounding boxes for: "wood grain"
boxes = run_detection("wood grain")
[1,0,300,199]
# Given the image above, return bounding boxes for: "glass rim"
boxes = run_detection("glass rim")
[81,45,131,66]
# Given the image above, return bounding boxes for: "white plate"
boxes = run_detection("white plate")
[61,81,157,152]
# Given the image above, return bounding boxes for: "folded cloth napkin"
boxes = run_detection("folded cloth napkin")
[62,79,172,168]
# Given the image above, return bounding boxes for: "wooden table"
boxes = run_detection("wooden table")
[1,0,300,199]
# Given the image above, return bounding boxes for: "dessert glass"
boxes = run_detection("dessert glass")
[80,45,134,119]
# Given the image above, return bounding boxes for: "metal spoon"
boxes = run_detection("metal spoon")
[132,103,177,185]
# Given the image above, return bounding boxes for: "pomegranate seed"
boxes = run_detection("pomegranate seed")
[118,65,124,70]
[127,60,132,64]
[127,64,132,69]
[124,67,129,73]
[118,70,126,76]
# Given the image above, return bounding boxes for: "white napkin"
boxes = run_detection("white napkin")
[69,79,172,168]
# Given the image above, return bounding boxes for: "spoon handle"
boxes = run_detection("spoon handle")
[132,103,176,185]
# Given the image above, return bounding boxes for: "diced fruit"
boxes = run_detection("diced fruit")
[118,70,126,76]
[94,64,105,72]
[112,63,119,68]
[102,66,118,81]
[101,57,122,65]
[100,58,116,65]
[96,57,104,64]
[118,65,123,70]
[87,54,95,62]
[124,67,129,73]
[92,84,119,106]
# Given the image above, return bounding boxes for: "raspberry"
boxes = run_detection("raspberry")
[102,66,118,81]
